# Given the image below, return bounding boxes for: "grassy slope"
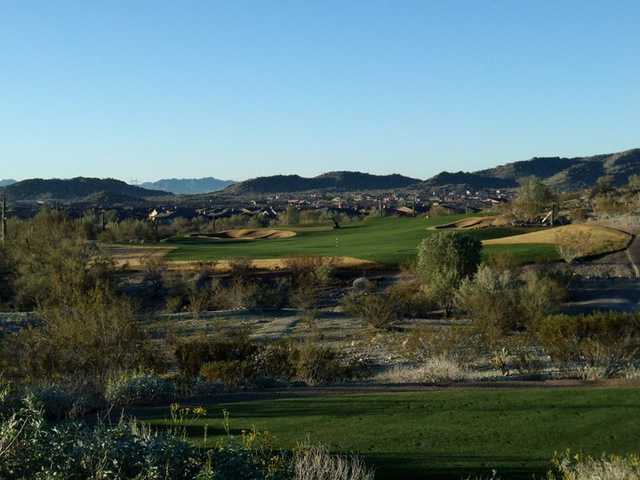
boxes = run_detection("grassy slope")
[136,388,640,480]
[166,215,558,265]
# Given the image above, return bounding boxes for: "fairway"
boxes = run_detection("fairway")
[136,387,640,480]
[166,215,559,265]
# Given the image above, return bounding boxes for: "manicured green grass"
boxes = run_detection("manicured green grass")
[135,387,640,480]
[166,215,558,265]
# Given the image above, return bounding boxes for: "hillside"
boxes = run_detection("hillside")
[1,177,172,202]
[0,179,16,187]
[424,148,640,191]
[224,171,421,194]
[140,177,234,194]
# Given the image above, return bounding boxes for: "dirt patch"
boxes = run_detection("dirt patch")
[190,228,296,241]
[483,223,631,255]
[103,245,176,268]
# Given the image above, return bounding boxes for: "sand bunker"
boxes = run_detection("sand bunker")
[169,256,375,272]
[434,216,511,230]
[192,228,297,241]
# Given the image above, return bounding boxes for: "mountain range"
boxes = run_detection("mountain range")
[140,177,234,194]
[0,179,16,188]
[1,177,171,202]
[224,171,422,194]
[424,148,640,191]
[3,148,640,201]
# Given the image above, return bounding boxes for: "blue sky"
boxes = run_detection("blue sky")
[2,1,639,182]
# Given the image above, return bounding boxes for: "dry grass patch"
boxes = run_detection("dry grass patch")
[483,224,631,257]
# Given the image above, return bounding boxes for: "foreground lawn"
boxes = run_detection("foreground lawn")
[135,387,640,480]
[166,215,558,265]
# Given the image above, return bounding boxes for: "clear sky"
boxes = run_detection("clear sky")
[2,1,639,182]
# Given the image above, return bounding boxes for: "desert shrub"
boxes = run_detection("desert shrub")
[174,334,259,378]
[536,312,640,377]
[483,251,519,272]
[27,384,80,421]
[456,266,566,345]
[287,256,334,312]
[251,278,291,310]
[294,444,374,480]
[140,254,167,295]
[377,357,467,384]
[0,284,157,383]
[211,277,257,310]
[593,193,626,216]
[555,229,594,263]
[456,265,522,339]
[105,371,176,406]
[7,209,117,309]
[294,344,349,385]
[0,394,295,480]
[386,281,434,318]
[255,341,298,380]
[174,337,212,377]
[549,451,640,480]
[402,325,477,363]
[200,360,255,388]
[341,292,401,330]
[417,231,482,314]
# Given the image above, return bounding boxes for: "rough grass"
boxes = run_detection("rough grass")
[165,216,547,266]
[135,387,640,480]
[483,224,631,257]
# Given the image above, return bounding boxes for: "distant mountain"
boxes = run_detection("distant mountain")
[422,172,517,190]
[423,148,640,191]
[0,179,16,187]
[2,177,172,202]
[140,177,234,195]
[225,171,422,194]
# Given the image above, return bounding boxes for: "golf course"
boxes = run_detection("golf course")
[165,215,560,266]
[135,386,640,480]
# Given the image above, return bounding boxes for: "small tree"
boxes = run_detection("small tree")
[416,232,482,314]
[512,176,554,222]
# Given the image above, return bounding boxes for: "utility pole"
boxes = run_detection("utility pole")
[1,193,6,246]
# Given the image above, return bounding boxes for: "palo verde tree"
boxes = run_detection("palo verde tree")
[416,231,482,315]
[512,176,555,222]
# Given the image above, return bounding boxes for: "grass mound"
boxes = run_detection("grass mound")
[483,224,631,257]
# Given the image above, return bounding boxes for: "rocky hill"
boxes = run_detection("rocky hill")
[1,177,172,202]
[423,148,640,191]
[224,171,422,194]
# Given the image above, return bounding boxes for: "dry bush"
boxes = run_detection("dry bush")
[286,256,334,312]
[376,357,467,384]
[550,452,640,480]
[535,312,640,377]
[555,229,593,263]
[294,444,374,480]
[401,325,476,363]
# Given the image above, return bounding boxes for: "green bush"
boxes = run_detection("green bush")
[536,311,640,376]
[174,334,259,378]
[341,292,401,330]
[417,231,482,314]
[456,266,566,346]
[105,371,176,406]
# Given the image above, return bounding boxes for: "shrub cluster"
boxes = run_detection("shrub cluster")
[535,311,640,377]
[176,336,362,388]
